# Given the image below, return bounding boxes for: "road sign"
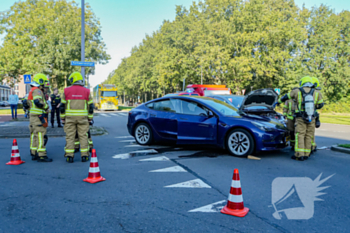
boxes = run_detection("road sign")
[24,74,31,84]
[70,61,95,67]
[274,88,281,95]
[242,89,246,95]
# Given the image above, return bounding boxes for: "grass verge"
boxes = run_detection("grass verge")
[0,109,25,115]
[338,144,350,149]
[119,106,134,111]
[321,113,350,126]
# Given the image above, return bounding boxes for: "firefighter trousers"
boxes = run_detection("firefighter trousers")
[287,119,295,147]
[74,130,93,151]
[29,115,47,157]
[64,116,90,157]
[295,118,315,158]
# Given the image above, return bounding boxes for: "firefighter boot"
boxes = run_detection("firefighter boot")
[31,150,39,160]
[37,156,53,162]
[66,156,74,163]
[291,155,305,161]
[81,156,89,162]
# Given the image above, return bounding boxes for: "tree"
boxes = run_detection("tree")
[0,0,110,87]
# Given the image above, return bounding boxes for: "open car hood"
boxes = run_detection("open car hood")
[239,88,278,111]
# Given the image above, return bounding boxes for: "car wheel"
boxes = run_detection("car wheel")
[134,123,153,145]
[226,129,254,157]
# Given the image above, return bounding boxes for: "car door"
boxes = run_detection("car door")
[175,99,218,144]
[147,99,178,140]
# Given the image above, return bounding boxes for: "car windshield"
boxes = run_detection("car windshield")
[197,98,240,116]
[102,91,117,97]
[223,96,244,108]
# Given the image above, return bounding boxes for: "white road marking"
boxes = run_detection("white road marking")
[149,166,187,173]
[318,146,328,150]
[119,140,136,143]
[139,156,169,162]
[111,113,119,116]
[124,145,145,148]
[164,179,211,188]
[130,149,158,154]
[188,200,226,213]
[100,113,111,117]
[115,136,134,139]
[112,154,131,159]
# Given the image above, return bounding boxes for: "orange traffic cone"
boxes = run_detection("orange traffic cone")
[6,139,25,165]
[221,168,249,217]
[83,149,105,184]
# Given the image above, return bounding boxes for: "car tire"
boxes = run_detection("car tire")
[226,128,254,157]
[134,123,153,145]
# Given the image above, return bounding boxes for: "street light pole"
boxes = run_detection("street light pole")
[81,0,85,86]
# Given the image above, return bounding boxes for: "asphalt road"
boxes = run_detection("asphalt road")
[0,112,349,233]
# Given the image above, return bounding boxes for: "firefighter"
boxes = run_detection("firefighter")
[282,95,297,150]
[311,77,323,153]
[275,76,324,161]
[27,74,52,162]
[60,72,94,163]
[50,88,62,128]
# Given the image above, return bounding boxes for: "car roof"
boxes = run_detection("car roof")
[209,95,244,97]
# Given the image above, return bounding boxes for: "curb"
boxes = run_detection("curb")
[0,126,107,139]
[331,146,350,154]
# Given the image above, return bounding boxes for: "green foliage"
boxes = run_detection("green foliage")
[0,0,110,87]
[105,0,350,104]
[338,144,350,148]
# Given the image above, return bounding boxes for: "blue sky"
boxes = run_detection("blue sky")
[0,0,349,87]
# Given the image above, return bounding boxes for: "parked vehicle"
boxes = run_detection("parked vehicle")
[208,89,285,125]
[93,84,119,110]
[127,96,288,157]
[0,101,10,107]
[164,93,199,97]
[183,84,231,96]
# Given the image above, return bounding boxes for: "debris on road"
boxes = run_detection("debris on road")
[248,155,261,160]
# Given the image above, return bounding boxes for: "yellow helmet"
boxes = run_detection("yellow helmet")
[68,72,83,84]
[32,73,47,86]
[299,76,313,87]
[311,77,320,88]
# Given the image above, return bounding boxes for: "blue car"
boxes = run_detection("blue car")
[127,96,288,157]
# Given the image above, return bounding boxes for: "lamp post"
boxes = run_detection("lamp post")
[81,0,85,85]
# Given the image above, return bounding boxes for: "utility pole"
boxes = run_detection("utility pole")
[183,78,186,91]
[81,0,85,86]
[201,57,203,85]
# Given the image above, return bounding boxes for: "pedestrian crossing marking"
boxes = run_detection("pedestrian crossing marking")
[164,179,211,188]
[98,112,128,117]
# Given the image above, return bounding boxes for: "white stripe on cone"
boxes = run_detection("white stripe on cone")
[90,157,98,162]
[11,153,20,158]
[228,194,243,203]
[89,167,100,173]
[12,146,18,150]
[231,180,241,188]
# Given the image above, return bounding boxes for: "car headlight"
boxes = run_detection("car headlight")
[252,122,275,132]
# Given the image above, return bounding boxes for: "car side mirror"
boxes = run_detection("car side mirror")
[208,111,214,118]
